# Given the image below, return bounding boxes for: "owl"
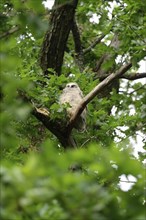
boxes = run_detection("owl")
[59,82,86,132]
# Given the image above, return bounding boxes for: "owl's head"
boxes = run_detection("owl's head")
[63,82,83,96]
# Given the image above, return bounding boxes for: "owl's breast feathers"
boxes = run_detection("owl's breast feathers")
[59,83,86,132]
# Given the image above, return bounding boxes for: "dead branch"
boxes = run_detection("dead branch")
[67,62,132,133]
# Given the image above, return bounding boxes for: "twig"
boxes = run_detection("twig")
[0,26,19,39]
[80,136,96,148]
[119,180,136,183]
[129,85,146,95]
[83,34,105,54]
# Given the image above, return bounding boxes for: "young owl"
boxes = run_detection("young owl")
[59,82,86,132]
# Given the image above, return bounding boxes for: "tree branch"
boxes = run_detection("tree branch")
[93,34,121,99]
[85,63,132,103]
[19,90,76,148]
[0,26,19,39]
[121,72,146,80]
[83,34,105,54]
[96,72,146,81]
[32,108,76,148]
[67,62,132,133]
[94,34,120,73]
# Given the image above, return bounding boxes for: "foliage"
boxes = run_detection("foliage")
[1,142,145,220]
[0,0,146,219]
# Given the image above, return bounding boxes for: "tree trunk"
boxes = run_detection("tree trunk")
[40,1,78,76]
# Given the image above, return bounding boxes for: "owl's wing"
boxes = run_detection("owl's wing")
[79,90,84,98]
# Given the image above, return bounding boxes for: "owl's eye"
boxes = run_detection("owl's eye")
[71,84,76,88]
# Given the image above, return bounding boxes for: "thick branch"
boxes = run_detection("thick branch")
[33,108,76,148]
[72,19,84,71]
[32,108,64,145]
[72,19,82,54]
[68,62,132,133]
[85,63,132,104]
[83,34,105,54]
[19,91,76,148]
[40,1,78,75]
